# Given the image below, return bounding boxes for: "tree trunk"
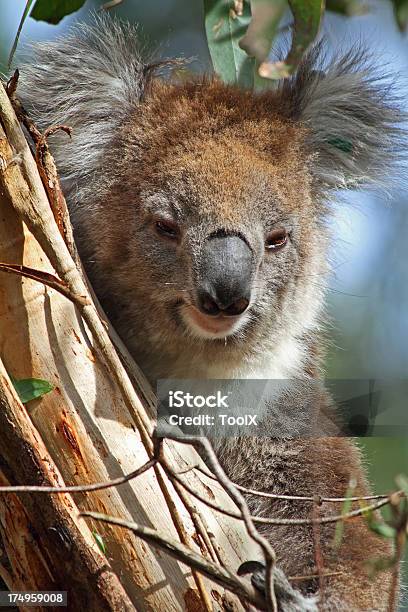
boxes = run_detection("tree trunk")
[0,81,260,612]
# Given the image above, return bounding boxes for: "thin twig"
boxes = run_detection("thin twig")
[164,458,226,566]
[2,79,154,441]
[171,476,220,564]
[0,263,90,307]
[290,571,343,582]
[312,502,325,610]
[152,439,213,611]
[0,459,156,494]
[7,1,35,68]
[190,464,392,504]
[79,510,267,610]
[171,464,403,526]
[167,478,219,610]
[0,378,395,528]
[100,0,124,9]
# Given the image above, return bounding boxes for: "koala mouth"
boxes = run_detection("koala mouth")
[180,303,249,340]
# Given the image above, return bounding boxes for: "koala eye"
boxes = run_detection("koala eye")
[265,228,288,251]
[155,218,180,240]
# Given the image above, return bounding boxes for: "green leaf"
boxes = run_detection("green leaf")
[393,0,408,31]
[12,378,53,404]
[367,522,396,539]
[333,478,356,548]
[204,0,255,88]
[8,0,36,68]
[363,504,397,540]
[30,0,87,25]
[92,531,107,555]
[259,0,324,79]
[395,474,408,497]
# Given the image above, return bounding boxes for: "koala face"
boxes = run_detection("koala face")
[86,83,327,369]
[121,136,322,347]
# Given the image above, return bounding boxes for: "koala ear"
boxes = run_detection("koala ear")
[17,15,171,206]
[279,44,406,190]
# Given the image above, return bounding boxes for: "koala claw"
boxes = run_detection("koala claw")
[238,561,319,612]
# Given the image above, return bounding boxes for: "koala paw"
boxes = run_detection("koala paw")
[238,561,319,612]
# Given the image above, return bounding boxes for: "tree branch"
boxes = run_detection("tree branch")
[79,510,267,610]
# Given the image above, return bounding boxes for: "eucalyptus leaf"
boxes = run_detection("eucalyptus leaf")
[363,502,397,541]
[333,478,356,548]
[204,0,255,88]
[395,474,408,497]
[93,531,107,555]
[367,522,396,539]
[12,378,53,404]
[393,0,408,31]
[31,0,87,25]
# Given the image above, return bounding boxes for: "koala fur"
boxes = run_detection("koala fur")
[17,16,405,611]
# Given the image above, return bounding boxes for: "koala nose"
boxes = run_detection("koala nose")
[199,291,250,316]
[197,234,253,317]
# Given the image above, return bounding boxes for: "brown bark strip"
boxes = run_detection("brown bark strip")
[6,71,76,262]
[0,262,90,306]
[0,470,53,612]
[0,360,135,612]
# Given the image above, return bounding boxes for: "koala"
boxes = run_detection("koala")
[17,16,404,612]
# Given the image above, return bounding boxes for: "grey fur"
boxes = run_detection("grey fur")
[280,43,406,189]
[17,16,171,211]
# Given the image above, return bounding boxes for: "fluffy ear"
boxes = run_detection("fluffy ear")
[279,44,406,191]
[17,15,169,206]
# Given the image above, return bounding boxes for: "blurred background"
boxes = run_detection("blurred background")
[0,0,407,604]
